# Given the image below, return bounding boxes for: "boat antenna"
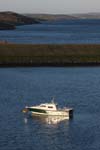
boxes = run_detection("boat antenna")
[51,96,55,103]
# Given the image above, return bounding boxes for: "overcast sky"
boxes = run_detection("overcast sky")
[0,0,100,14]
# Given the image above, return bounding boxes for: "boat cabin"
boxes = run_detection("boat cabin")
[39,103,57,111]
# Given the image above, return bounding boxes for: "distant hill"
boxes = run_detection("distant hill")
[72,12,100,19]
[1,12,100,30]
[0,11,40,30]
[25,13,100,20]
[24,14,79,21]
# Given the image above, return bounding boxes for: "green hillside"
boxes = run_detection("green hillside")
[0,44,100,66]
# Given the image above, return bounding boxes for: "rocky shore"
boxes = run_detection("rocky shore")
[0,11,40,30]
[0,22,16,30]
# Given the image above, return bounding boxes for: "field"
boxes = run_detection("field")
[0,44,100,66]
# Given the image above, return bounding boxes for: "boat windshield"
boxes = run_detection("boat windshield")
[48,106,53,108]
[40,105,46,107]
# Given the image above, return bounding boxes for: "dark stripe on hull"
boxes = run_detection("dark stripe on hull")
[28,108,47,114]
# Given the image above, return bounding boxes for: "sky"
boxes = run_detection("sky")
[0,0,100,14]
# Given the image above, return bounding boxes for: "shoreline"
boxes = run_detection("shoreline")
[1,62,100,67]
[1,43,100,67]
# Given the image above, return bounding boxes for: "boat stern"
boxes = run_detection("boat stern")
[64,108,73,119]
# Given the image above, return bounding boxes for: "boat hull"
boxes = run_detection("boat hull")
[27,108,73,119]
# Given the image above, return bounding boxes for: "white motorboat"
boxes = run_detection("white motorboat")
[22,100,73,119]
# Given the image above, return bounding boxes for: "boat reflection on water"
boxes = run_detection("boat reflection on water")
[42,116,69,125]
[24,115,70,125]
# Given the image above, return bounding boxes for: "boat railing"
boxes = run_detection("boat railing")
[58,107,73,111]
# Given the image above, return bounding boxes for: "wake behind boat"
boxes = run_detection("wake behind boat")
[22,100,73,119]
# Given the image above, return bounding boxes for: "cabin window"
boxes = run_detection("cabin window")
[40,105,46,107]
[48,106,53,108]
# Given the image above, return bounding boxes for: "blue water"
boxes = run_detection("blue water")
[0,67,100,150]
[0,19,100,44]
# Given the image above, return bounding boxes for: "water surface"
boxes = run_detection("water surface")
[0,67,100,150]
[0,19,100,44]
